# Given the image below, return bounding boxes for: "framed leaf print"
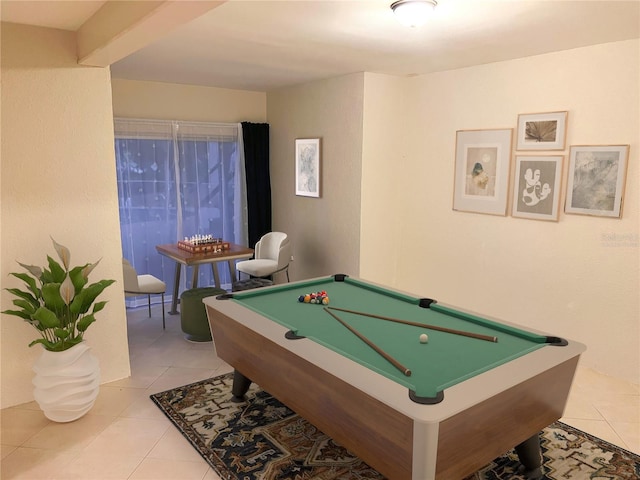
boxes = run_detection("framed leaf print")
[516,111,567,151]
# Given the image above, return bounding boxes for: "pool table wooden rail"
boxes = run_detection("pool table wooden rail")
[435,356,579,478]
[208,306,415,479]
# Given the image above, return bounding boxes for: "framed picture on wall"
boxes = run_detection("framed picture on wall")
[511,155,563,221]
[453,128,513,216]
[295,138,321,198]
[565,145,629,218]
[516,111,568,151]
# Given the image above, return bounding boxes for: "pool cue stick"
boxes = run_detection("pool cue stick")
[327,306,498,343]
[323,307,412,377]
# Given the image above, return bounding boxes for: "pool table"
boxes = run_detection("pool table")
[203,274,585,480]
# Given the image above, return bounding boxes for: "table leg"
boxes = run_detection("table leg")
[227,260,238,283]
[211,262,221,289]
[231,369,252,402]
[191,265,200,288]
[169,263,182,315]
[514,434,544,480]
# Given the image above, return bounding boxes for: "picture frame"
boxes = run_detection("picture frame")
[516,111,568,151]
[565,145,629,218]
[453,128,513,216]
[295,138,321,198]
[511,155,563,221]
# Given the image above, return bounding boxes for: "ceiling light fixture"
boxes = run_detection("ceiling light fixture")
[390,0,437,28]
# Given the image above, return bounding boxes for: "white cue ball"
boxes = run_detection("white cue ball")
[419,333,429,344]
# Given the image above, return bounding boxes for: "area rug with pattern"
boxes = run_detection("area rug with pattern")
[150,373,640,480]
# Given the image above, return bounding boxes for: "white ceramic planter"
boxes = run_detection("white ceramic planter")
[32,342,100,422]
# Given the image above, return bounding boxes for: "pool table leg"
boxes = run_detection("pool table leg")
[231,369,252,402]
[514,434,544,480]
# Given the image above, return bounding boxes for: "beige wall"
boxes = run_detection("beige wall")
[268,74,364,281]
[267,41,638,383]
[111,78,266,122]
[361,73,412,285]
[360,40,639,383]
[1,23,130,407]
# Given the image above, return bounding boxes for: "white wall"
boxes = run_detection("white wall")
[1,23,130,407]
[361,40,639,383]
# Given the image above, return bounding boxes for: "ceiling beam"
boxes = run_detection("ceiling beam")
[77,0,225,67]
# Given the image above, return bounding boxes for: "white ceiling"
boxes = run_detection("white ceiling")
[2,0,639,92]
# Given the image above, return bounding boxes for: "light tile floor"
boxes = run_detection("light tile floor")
[2,305,639,479]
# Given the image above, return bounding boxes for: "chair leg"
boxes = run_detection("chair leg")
[147,295,152,317]
[161,293,166,330]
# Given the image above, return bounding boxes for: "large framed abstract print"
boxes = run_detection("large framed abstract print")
[565,145,629,218]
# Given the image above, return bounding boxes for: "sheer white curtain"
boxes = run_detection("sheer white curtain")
[114,118,247,304]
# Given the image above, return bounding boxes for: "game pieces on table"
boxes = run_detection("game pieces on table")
[298,290,330,305]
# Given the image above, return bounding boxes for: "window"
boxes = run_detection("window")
[114,119,247,306]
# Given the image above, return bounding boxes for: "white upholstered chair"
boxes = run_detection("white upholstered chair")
[122,258,167,329]
[236,232,292,283]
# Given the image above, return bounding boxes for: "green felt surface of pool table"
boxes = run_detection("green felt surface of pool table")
[229,275,554,400]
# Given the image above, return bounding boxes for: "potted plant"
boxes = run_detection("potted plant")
[3,238,115,422]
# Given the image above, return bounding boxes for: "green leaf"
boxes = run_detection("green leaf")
[45,256,66,283]
[41,283,66,311]
[50,336,83,351]
[33,307,61,329]
[69,265,88,292]
[53,328,69,339]
[65,336,83,347]
[29,338,56,349]
[2,309,32,320]
[70,279,115,315]
[9,272,39,296]
[11,298,37,314]
[92,301,108,314]
[5,287,39,307]
[77,314,95,332]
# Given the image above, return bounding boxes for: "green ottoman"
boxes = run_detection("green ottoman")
[180,287,226,342]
